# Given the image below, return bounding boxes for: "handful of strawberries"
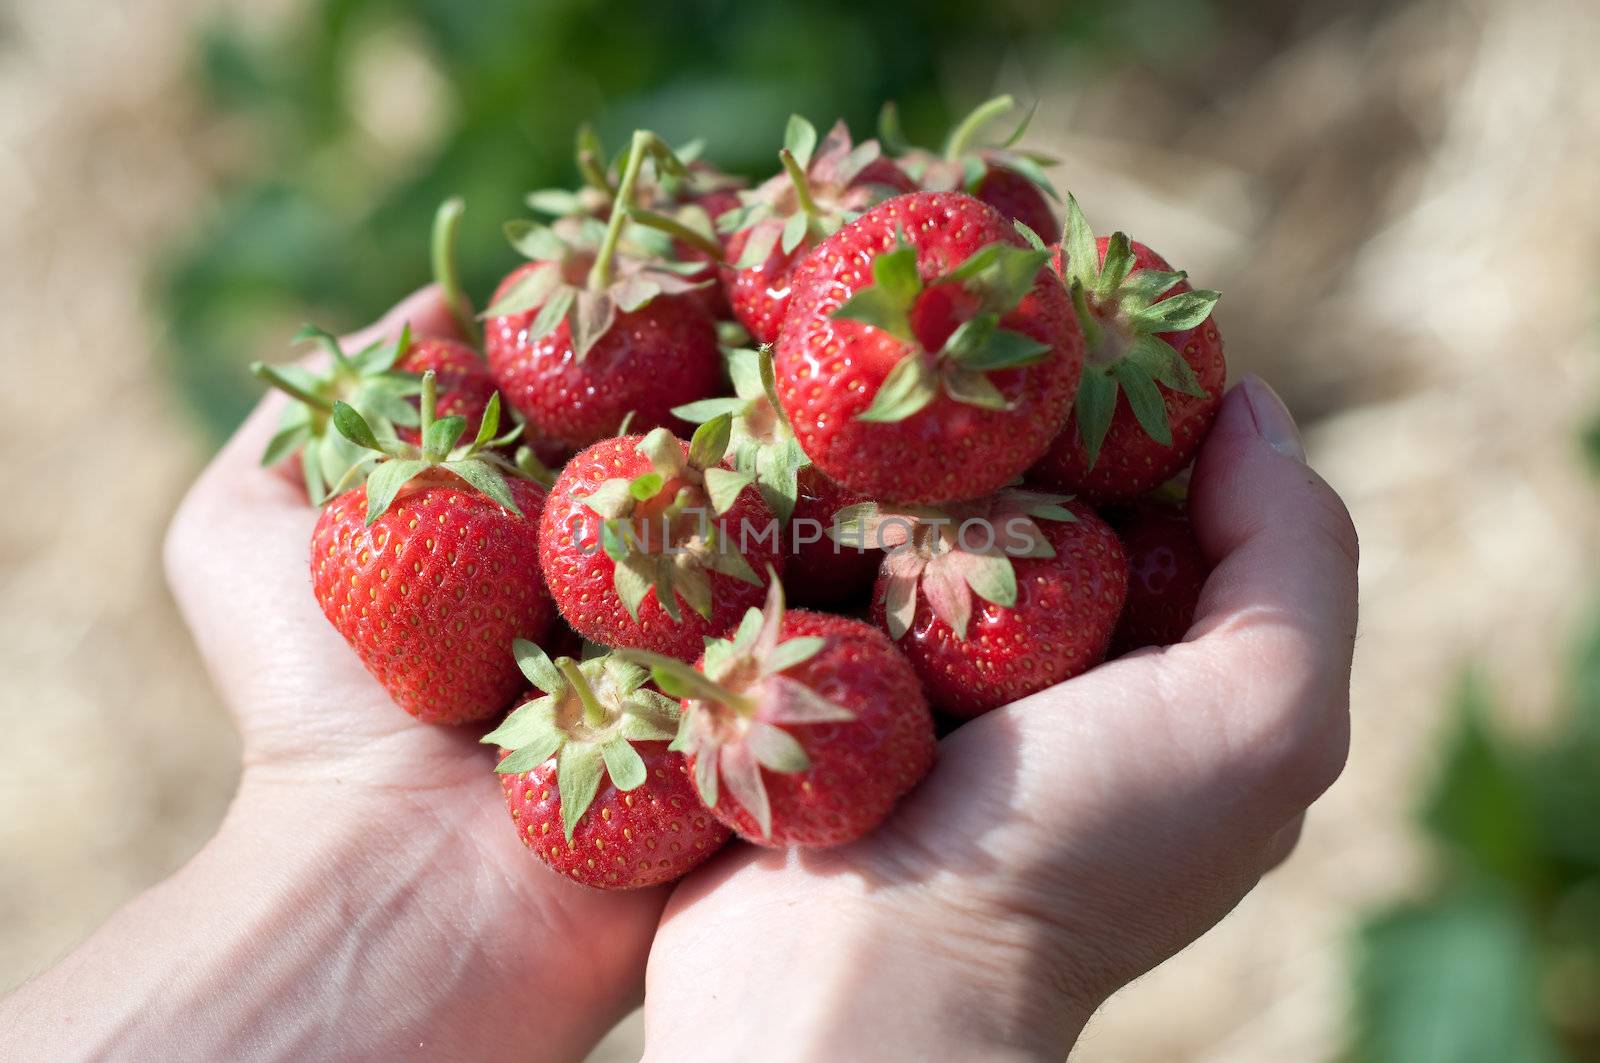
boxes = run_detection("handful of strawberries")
[256,98,1225,890]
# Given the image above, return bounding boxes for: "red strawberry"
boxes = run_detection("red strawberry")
[847,491,1128,717]
[622,579,935,847]
[537,419,785,661]
[311,377,555,724]
[880,95,1060,241]
[484,131,723,454]
[393,336,498,446]
[1108,497,1209,654]
[719,116,915,344]
[1028,195,1227,502]
[774,190,1083,505]
[670,347,878,608]
[486,642,730,889]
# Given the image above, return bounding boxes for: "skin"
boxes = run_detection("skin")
[0,288,1357,1062]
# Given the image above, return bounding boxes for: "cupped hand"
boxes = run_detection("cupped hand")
[640,377,1358,1061]
[163,287,666,1059]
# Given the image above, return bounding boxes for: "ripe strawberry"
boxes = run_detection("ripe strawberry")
[718,116,916,344]
[844,490,1128,718]
[1028,195,1227,502]
[1108,496,1209,654]
[622,579,935,847]
[537,418,784,661]
[484,131,723,455]
[392,336,498,446]
[774,191,1083,505]
[673,348,880,608]
[311,375,554,724]
[485,642,730,889]
[880,95,1060,241]
[253,324,423,504]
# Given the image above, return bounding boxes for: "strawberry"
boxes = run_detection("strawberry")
[484,131,723,456]
[718,116,916,344]
[310,374,555,724]
[1028,195,1227,502]
[880,95,1060,241]
[485,641,730,889]
[841,490,1128,718]
[622,579,935,847]
[773,190,1083,505]
[392,336,498,447]
[537,418,784,661]
[1108,496,1209,654]
[253,324,422,504]
[673,348,880,608]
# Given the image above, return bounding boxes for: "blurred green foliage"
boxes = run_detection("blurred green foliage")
[1350,631,1600,1060]
[161,0,1216,440]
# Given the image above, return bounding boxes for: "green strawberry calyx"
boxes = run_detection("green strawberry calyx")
[329,369,527,525]
[482,130,711,361]
[671,346,811,523]
[879,95,1060,203]
[832,488,1077,640]
[526,125,743,232]
[483,641,680,843]
[830,233,1056,422]
[1054,193,1221,469]
[251,324,424,505]
[574,416,764,624]
[617,577,854,841]
[719,116,902,272]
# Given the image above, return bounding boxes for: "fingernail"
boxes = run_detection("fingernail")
[1241,375,1305,462]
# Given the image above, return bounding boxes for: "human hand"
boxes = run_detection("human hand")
[1,288,664,1061]
[639,377,1357,1061]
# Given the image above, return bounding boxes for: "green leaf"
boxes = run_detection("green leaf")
[579,479,633,520]
[704,467,755,515]
[942,316,1052,371]
[1126,334,1207,399]
[494,732,565,775]
[943,368,1009,410]
[746,722,810,774]
[763,636,825,675]
[1111,361,1173,446]
[629,472,665,501]
[513,639,565,696]
[946,243,1047,315]
[1121,269,1187,304]
[1074,369,1118,470]
[422,414,467,461]
[525,189,585,216]
[570,291,616,361]
[857,355,939,423]
[557,742,607,842]
[466,393,503,453]
[448,459,519,514]
[784,114,818,170]
[331,401,381,451]
[780,211,809,255]
[1352,887,1560,1063]
[1061,193,1099,292]
[261,421,311,468]
[502,220,567,261]
[962,553,1018,608]
[1095,232,1135,302]
[688,412,732,469]
[671,397,746,423]
[831,245,921,341]
[1012,220,1047,251]
[363,459,430,525]
[877,100,912,154]
[1130,289,1220,333]
[526,286,575,341]
[733,224,780,270]
[600,737,648,792]
[613,555,655,620]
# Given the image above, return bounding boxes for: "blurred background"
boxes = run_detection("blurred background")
[2,0,1598,1058]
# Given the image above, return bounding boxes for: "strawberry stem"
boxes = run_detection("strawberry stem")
[431,197,481,349]
[588,129,652,293]
[778,148,821,225]
[627,207,725,262]
[557,657,609,728]
[944,94,1015,161]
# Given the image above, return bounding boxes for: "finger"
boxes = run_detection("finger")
[1154,375,1358,807]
